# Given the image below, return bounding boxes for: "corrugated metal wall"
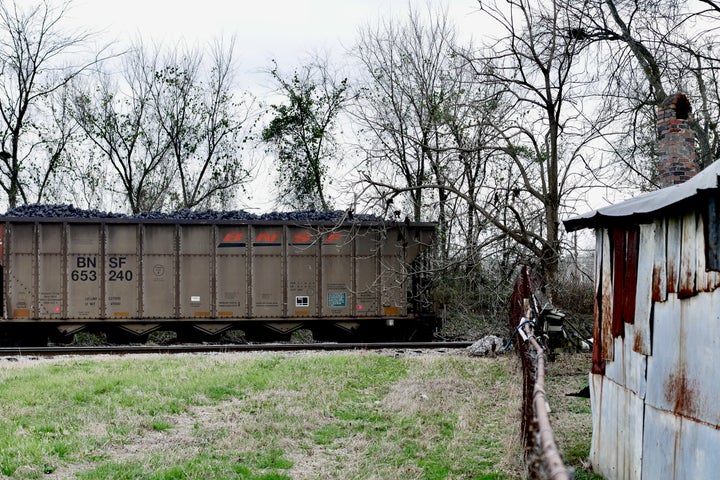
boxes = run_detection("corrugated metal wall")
[591,211,720,479]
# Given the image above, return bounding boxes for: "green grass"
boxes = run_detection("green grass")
[545,352,600,479]
[0,351,595,479]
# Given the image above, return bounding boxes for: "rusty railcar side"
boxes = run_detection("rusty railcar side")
[0,218,437,343]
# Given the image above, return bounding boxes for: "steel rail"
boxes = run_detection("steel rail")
[0,341,473,357]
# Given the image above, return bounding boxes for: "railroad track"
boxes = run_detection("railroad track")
[0,341,474,357]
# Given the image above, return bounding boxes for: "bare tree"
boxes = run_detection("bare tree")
[0,0,106,207]
[572,0,720,181]
[44,79,114,209]
[439,53,510,267]
[467,0,618,294]
[73,47,174,213]
[152,38,254,210]
[353,0,613,293]
[352,5,460,260]
[30,80,82,203]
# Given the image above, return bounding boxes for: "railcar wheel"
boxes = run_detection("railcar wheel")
[242,325,291,342]
[0,326,49,347]
[404,325,435,342]
[310,324,355,343]
[105,327,148,345]
[357,321,436,342]
[175,326,222,344]
[49,331,75,345]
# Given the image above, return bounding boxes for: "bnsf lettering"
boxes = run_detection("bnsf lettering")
[108,256,127,268]
[292,231,312,244]
[109,270,133,281]
[72,256,97,282]
[108,256,133,282]
[325,233,345,243]
[70,256,134,282]
[223,232,245,242]
[77,256,96,268]
[255,232,279,243]
[218,231,246,248]
[71,269,97,282]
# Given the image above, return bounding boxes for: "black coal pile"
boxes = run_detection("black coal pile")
[3,204,124,219]
[258,210,382,222]
[2,204,385,223]
[133,209,259,221]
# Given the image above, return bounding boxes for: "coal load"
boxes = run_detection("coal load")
[258,210,383,222]
[3,204,124,219]
[133,209,259,221]
[2,204,385,223]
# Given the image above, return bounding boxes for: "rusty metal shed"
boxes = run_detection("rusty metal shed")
[564,159,720,480]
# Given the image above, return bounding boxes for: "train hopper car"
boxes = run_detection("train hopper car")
[0,214,438,345]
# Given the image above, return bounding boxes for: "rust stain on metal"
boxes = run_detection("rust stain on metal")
[608,226,640,337]
[653,218,668,302]
[633,331,645,354]
[601,230,614,361]
[664,369,698,418]
[623,227,640,325]
[652,265,665,301]
[666,216,681,294]
[677,284,696,298]
[701,268,719,293]
[667,269,678,293]
[592,293,606,374]
[678,213,698,299]
[611,228,626,338]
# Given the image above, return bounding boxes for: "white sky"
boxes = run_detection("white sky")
[69,0,482,93]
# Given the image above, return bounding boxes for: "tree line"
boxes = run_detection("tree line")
[2,0,720,311]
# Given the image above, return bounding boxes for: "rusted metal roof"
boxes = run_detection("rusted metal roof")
[564,160,720,232]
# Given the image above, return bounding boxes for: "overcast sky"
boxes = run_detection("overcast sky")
[69,0,481,92]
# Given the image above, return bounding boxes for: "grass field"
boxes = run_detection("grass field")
[0,350,596,479]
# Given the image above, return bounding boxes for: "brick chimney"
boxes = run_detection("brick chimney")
[657,93,697,187]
